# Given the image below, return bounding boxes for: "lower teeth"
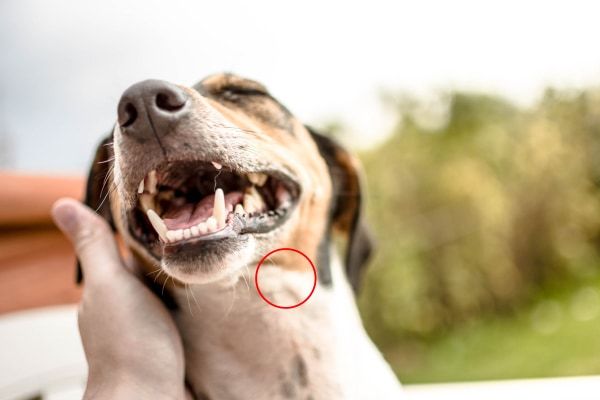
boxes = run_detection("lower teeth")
[143,184,271,243]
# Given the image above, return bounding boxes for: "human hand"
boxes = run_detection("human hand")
[52,198,187,400]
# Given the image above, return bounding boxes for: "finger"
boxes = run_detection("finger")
[51,197,124,283]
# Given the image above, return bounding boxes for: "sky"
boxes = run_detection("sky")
[1,0,600,173]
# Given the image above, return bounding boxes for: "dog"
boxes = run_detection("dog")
[82,73,402,399]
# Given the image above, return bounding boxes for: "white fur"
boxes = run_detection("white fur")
[173,248,403,399]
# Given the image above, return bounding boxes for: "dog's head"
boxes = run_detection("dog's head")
[83,73,372,290]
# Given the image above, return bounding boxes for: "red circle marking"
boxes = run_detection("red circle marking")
[254,247,317,309]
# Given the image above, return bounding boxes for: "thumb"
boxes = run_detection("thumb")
[51,197,123,283]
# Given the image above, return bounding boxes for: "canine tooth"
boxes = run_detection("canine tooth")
[139,193,155,212]
[183,228,191,239]
[137,179,144,194]
[206,217,217,232]
[248,172,267,187]
[234,204,245,216]
[146,209,168,242]
[197,222,207,234]
[166,230,178,242]
[190,226,200,236]
[213,188,226,227]
[211,161,222,170]
[147,170,158,194]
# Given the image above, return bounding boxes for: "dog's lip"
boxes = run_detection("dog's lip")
[161,214,244,255]
[133,201,297,261]
[126,158,300,257]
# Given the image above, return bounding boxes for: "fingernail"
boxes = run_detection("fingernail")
[52,201,79,235]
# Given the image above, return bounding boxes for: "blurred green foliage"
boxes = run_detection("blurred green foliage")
[355,88,600,380]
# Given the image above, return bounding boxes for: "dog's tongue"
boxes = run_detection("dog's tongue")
[162,191,243,230]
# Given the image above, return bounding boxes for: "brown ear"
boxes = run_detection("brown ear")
[76,134,115,283]
[307,127,374,293]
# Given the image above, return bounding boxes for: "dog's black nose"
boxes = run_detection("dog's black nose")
[117,79,189,141]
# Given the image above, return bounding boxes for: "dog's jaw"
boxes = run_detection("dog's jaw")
[162,237,256,284]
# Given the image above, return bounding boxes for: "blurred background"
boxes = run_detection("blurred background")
[2,0,600,391]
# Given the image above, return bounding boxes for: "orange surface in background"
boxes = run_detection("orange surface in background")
[0,172,84,314]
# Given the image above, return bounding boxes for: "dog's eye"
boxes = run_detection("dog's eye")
[220,85,268,102]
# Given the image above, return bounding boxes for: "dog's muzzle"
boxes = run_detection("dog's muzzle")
[115,80,301,260]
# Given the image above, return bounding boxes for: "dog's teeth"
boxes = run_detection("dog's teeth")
[139,194,155,212]
[147,170,158,194]
[174,229,184,241]
[211,161,222,170]
[146,209,168,242]
[206,217,217,232]
[190,226,200,236]
[248,172,268,187]
[137,179,144,194]
[183,228,191,239]
[243,186,264,214]
[197,222,207,234]
[213,188,226,228]
[166,230,178,242]
[234,204,245,216]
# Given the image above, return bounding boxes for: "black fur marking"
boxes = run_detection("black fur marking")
[306,126,373,293]
[293,354,309,387]
[280,380,296,398]
[315,223,333,286]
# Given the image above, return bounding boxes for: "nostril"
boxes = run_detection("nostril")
[155,92,186,112]
[118,80,189,139]
[122,103,138,127]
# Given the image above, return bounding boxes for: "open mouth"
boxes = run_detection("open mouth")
[128,160,299,257]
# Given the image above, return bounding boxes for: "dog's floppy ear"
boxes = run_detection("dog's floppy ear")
[76,134,116,283]
[307,126,374,293]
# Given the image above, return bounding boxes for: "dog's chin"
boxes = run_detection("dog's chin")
[159,236,256,285]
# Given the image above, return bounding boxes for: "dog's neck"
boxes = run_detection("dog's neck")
[170,248,401,399]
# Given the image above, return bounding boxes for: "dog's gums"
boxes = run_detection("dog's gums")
[128,159,300,257]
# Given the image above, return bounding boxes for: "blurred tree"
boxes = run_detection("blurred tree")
[356,88,600,345]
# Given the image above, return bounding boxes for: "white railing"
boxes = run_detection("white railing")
[1,306,598,400]
[405,375,600,400]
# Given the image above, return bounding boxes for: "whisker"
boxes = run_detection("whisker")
[185,284,194,316]
[146,267,162,277]
[242,265,251,292]
[223,282,236,320]
[161,274,170,297]
[189,284,200,309]
[95,164,121,213]
[97,157,115,164]
[153,269,164,284]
